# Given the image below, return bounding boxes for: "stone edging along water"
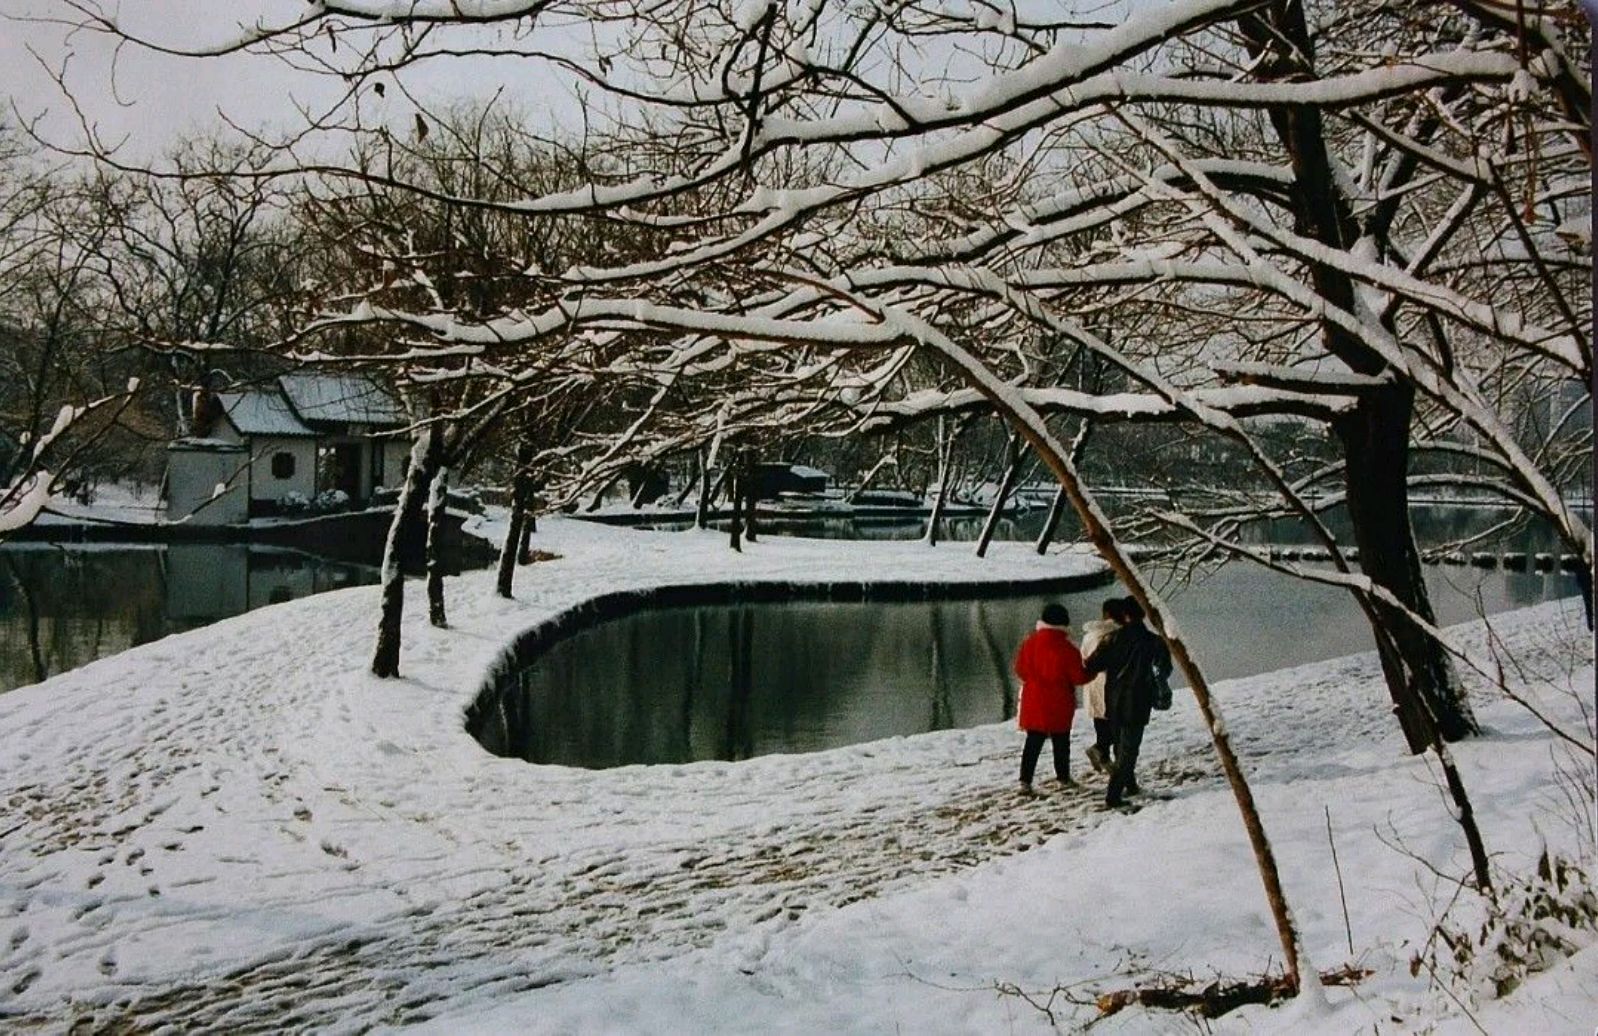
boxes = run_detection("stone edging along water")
[465,566,1117,759]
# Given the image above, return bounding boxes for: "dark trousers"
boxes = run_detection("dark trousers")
[1106,722,1146,803]
[1020,732,1070,784]
[1092,718,1116,759]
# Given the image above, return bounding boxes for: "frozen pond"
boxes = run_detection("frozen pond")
[0,544,379,693]
[478,553,1582,769]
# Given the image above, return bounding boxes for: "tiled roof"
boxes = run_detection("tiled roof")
[278,374,407,427]
[219,389,317,437]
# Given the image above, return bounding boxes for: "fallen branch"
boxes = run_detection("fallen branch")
[1095,965,1372,1020]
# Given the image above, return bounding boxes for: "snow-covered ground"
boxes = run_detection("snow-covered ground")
[33,482,165,526]
[0,518,1591,1033]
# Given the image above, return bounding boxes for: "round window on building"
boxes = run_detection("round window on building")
[271,451,296,479]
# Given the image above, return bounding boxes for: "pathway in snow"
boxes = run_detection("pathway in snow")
[1,522,1123,1029]
[9,719,1210,1030]
[2,519,1583,1032]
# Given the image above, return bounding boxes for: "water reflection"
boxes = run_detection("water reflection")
[484,561,1581,769]
[0,545,378,693]
[485,596,1035,767]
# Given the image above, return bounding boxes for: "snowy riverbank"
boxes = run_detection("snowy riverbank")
[0,519,1591,1032]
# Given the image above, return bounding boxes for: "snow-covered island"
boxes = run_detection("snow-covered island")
[1,519,1591,1033]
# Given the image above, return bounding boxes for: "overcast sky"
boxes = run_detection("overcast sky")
[1,1,585,158]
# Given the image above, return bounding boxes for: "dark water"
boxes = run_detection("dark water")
[0,544,379,693]
[485,519,1584,769]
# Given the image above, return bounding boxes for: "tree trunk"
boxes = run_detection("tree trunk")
[1238,1,1474,750]
[497,438,534,598]
[671,455,699,508]
[1034,487,1067,555]
[728,456,743,552]
[519,500,535,558]
[848,452,895,503]
[743,451,758,543]
[1037,417,1093,555]
[372,426,440,678]
[975,431,1022,558]
[1337,390,1478,749]
[926,416,955,546]
[695,448,712,529]
[425,463,450,628]
[940,341,1305,994]
[497,506,525,599]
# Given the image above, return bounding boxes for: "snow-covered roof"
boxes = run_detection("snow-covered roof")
[787,465,830,480]
[279,374,407,427]
[218,390,317,438]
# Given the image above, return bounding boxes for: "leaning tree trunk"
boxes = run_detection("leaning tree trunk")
[933,344,1305,994]
[848,452,895,504]
[372,424,441,678]
[497,438,533,598]
[926,416,956,546]
[425,463,450,628]
[1037,418,1093,555]
[1034,487,1067,555]
[1237,0,1475,751]
[975,431,1022,558]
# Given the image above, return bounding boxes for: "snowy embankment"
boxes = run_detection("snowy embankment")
[0,518,1591,1033]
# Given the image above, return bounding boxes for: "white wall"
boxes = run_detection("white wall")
[249,436,317,504]
[165,445,248,525]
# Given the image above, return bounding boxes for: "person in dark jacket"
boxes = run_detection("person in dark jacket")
[1082,595,1173,808]
[1079,597,1126,774]
[1012,602,1088,793]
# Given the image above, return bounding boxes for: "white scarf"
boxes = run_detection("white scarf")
[1035,621,1071,634]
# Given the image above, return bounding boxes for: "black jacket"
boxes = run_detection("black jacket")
[1082,621,1173,728]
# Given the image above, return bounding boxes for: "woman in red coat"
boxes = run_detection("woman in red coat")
[1013,602,1088,792]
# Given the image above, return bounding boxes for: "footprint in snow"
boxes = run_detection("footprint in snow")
[11,967,40,995]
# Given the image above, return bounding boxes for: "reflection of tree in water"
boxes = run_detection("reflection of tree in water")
[1,553,47,686]
[721,608,755,761]
[0,549,166,692]
[975,603,1017,721]
[0,546,379,694]
[927,603,954,731]
[679,609,704,761]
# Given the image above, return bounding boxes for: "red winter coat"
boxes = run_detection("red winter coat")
[1014,625,1088,733]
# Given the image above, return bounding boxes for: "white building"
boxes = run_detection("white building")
[166,373,412,523]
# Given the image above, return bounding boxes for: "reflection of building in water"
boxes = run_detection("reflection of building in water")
[164,544,248,622]
[248,551,317,610]
[163,545,369,621]
[0,545,379,694]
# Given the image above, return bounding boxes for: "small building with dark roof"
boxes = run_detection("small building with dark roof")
[755,463,831,498]
[167,373,412,522]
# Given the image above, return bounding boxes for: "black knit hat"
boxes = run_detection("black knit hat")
[1041,603,1070,627]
